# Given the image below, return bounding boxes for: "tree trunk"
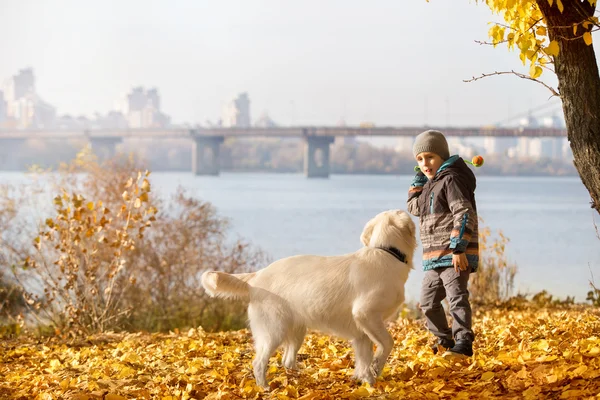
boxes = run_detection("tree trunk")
[538,0,600,214]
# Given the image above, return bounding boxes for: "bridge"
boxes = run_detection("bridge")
[0,126,568,177]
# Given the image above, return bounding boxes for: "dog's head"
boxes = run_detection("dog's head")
[360,210,417,259]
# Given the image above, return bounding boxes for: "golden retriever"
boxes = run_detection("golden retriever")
[201,209,416,388]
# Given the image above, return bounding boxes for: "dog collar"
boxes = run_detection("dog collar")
[376,247,407,264]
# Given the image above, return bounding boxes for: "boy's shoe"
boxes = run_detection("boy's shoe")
[443,340,473,358]
[431,338,455,355]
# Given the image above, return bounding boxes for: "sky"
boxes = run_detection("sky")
[0,0,577,127]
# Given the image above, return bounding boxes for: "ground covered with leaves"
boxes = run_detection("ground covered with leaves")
[2,306,600,400]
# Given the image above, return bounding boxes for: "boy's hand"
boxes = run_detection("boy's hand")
[452,253,468,272]
[411,171,428,188]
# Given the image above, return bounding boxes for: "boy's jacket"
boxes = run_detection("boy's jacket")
[407,155,479,271]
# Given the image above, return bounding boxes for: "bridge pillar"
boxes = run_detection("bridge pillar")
[304,136,335,178]
[0,139,26,171]
[192,136,225,176]
[89,137,123,161]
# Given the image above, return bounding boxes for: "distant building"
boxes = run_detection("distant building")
[509,111,566,159]
[2,68,57,128]
[222,93,251,127]
[446,137,479,158]
[254,111,277,128]
[541,114,565,128]
[3,68,35,118]
[483,137,518,156]
[56,114,91,130]
[94,111,128,129]
[120,86,170,128]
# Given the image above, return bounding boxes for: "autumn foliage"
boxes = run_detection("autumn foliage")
[1,148,267,334]
[2,305,600,399]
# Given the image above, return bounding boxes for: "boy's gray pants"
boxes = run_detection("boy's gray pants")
[420,267,474,342]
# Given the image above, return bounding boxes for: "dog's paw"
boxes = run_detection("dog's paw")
[352,371,375,386]
[370,361,383,377]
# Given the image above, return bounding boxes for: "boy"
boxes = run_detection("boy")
[407,130,478,357]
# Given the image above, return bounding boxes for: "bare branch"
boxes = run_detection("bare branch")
[463,70,560,97]
[474,39,508,46]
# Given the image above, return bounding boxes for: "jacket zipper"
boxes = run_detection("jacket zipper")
[429,192,435,214]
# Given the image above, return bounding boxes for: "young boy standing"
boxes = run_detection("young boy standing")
[407,130,478,357]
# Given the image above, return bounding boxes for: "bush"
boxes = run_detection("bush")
[6,147,268,334]
[469,219,518,305]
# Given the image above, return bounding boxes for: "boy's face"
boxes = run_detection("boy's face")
[416,151,444,180]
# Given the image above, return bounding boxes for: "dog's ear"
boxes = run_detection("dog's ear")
[360,216,377,246]
[388,211,416,238]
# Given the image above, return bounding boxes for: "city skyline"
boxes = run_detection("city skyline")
[0,1,581,127]
[0,66,565,130]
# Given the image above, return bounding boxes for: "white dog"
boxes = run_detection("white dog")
[201,209,416,388]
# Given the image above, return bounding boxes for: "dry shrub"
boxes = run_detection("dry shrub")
[469,218,518,305]
[0,182,37,329]
[5,147,267,334]
[21,169,156,334]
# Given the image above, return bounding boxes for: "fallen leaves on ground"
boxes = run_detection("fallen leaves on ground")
[1,306,600,399]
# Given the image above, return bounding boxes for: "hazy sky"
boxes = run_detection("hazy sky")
[1,0,577,127]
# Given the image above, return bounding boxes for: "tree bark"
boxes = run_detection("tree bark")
[538,0,600,214]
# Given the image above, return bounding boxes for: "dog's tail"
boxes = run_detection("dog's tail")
[201,271,256,300]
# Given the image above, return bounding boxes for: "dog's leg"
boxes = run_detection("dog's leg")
[282,325,306,370]
[252,336,278,389]
[351,334,375,385]
[248,302,287,389]
[354,311,394,378]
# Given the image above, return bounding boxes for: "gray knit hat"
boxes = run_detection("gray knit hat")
[412,130,450,160]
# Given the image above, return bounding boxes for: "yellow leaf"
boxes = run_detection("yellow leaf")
[141,178,151,191]
[134,198,142,208]
[106,395,128,400]
[481,371,495,380]
[547,0,553,6]
[536,26,547,36]
[573,24,578,35]
[122,191,131,201]
[583,32,593,45]
[560,390,586,399]
[86,201,94,211]
[117,366,136,379]
[545,40,560,57]
[125,177,133,188]
[556,0,564,12]
[350,386,371,397]
[529,64,543,79]
[523,386,542,399]
[572,365,588,376]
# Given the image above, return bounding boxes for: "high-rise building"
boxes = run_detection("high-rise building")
[3,68,35,118]
[1,68,58,128]
[120,87,170,128]
[222,92,251,127]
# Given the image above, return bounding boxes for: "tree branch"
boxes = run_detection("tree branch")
[463,70,560,97]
